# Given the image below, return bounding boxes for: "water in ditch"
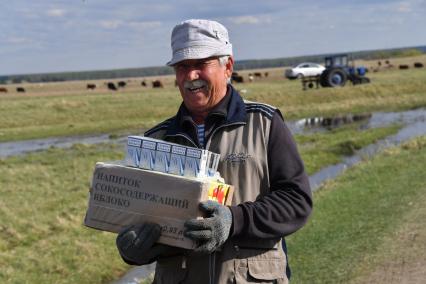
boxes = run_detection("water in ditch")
[1,108,424,159]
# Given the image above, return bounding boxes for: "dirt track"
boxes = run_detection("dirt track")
[351,190,426,284]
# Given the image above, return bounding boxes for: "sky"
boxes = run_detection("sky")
[1,0,425,76]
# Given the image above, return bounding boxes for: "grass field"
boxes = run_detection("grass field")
[0,55,425,142]
[287,136,426,283]
[0,124,407,283]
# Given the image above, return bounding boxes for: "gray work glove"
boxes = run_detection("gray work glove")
[184,200,233,253]
[116,223,167,265]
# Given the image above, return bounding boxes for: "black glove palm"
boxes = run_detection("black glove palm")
[184,200,232,253]
[116,223,166,265]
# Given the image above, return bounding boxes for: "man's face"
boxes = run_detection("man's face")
[174,56,233,118]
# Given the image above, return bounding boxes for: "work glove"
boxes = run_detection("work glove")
[116,223,168,265]
[184,200,233,253]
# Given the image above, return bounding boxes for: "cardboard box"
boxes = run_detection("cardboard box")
[84,162,233,249]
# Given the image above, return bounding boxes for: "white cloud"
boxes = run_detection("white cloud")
[230,15,271,25]
[99,20,123,29]
[5,37,32,44]
[397,1,412,12]
[98,20,162,31]
[128,21,162,30]
[47,8,67,17]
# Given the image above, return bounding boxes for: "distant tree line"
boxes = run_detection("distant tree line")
[1,46,425,85]
[234,46,425,70]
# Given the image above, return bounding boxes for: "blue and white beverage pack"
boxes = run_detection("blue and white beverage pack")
[125,135,221,179]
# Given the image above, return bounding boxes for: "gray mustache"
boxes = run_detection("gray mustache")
[184,80,207,89]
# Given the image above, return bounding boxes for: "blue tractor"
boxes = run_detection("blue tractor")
[319,54,370,87]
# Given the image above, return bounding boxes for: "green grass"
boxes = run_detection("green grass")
[0,144,130,284]
[296,123,402,174]
[1,65,425,142]
[287,136,426,283]
[0,124,409,283]
[242,67,426,119]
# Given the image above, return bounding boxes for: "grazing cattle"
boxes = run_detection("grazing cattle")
[414,62,424,68]
[152,80,164,88]
[254,72,262,78]
[16,87,26,93]
[141,80,147,87]
[399,64,409,70]
[264,72,269,77]
[231,72,244,83]
[248,74,254,82]
[86,83,96,90]
[118,81,126,88]
[107,82,117,91]
[0,87,8,93]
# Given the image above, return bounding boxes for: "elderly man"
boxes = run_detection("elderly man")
[116,19,312,283]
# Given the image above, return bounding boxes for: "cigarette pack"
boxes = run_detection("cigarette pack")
[154,142,171,173]
[169,145,187,176]
[184,148,209,178]
[125,136,142,167]
[139,138,156,170]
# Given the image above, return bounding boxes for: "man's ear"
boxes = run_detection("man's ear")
[225,56,234,79]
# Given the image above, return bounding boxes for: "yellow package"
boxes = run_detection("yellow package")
[207,182,232,205]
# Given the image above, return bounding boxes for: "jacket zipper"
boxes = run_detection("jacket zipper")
[206,122,244,284]
[209,252,216,284]
[205,122,246,149]
[165,133,198,147]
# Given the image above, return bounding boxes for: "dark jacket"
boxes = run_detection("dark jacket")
[145,84,312,283]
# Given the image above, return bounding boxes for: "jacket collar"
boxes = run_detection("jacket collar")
[165,84,247,137]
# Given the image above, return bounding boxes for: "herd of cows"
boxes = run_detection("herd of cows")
[0,86,26,93]
[0,72,268,94]
[88,79,165,91]
[0,79,166,94]
[1,60,422,94]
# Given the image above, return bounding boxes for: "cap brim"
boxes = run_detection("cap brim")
[167,45,232,66]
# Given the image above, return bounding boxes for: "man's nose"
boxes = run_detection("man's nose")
[186,68,200,81]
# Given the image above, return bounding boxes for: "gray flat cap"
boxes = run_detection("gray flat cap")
[167,19,233,66]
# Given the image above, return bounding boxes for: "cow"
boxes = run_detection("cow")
[399,64,409,70]
[86,83,96,90]
[0,87,8,93]
[248,73,254,82]
[414,62,424,68]
[254,72,262,78]
[16,87,26,93]
[231,72,244,83]
[264,72,269,77]
[152,80,164,88]
[141,80,147,87]
[107,82,117,91]
[118,81,127,88]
